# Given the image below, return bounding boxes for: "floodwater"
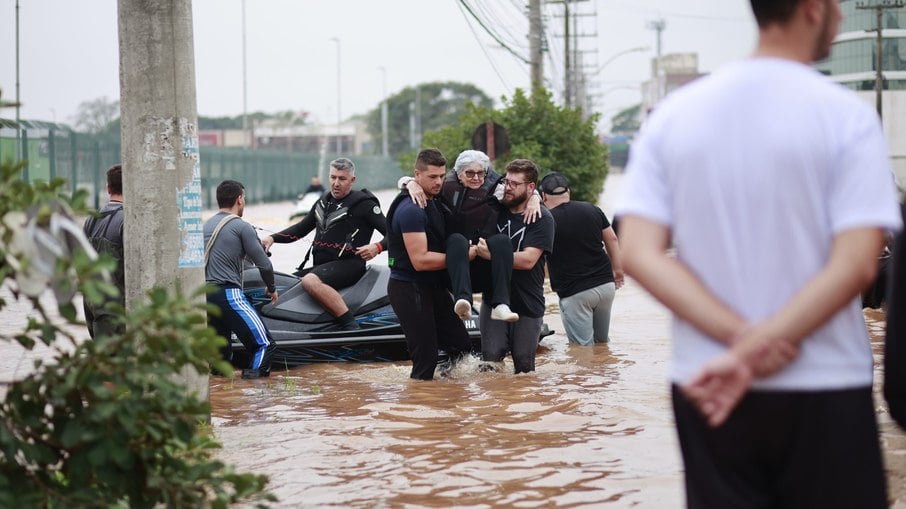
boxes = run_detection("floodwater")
[1,177,904,507]
[211,281,681,508]
[210,186,906,508]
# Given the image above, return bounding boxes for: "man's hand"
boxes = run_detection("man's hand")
[681,327,799,427]
[356,243,381,261]
[468,244,478,261]
[265,288,279,305]
[475,238,492,260]
[681,350,752,427]
[733,326,800,378]
[261,235,275,251]
[522,192,542,224]
[406,180,428,208]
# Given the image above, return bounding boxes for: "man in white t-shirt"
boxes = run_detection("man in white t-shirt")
[616,1,902,508]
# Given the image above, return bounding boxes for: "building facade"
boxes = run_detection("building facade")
[816,0,906,189]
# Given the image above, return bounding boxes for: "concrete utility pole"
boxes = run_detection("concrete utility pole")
[856,0,905,119]
[118,0,207,398]
[528,0,544,90]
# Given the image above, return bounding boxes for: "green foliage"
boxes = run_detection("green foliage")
[365,81,494,158]
[0,159,274,507]
[422,87,609,203]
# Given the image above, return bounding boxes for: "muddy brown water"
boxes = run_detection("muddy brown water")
[1,181,904,507]
[209,192,906,508]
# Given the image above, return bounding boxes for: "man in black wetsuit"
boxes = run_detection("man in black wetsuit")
[262,157,387,330]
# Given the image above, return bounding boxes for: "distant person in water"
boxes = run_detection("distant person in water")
[304,175,324,195]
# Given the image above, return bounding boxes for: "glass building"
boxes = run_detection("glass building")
[815,0,906,90]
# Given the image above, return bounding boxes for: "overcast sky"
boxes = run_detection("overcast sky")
[0,0,757,133]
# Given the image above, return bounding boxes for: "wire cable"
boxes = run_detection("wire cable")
[458,0,531,64]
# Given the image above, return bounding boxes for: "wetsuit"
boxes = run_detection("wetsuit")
[272,189,387,289]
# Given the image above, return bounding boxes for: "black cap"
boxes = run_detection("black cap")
[540,172,569,195]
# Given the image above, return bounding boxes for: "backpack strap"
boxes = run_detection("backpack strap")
[204,214,240,267]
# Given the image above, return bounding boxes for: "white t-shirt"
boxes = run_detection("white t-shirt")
[616,57,903,391]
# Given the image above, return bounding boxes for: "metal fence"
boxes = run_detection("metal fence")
[0,128,405,210]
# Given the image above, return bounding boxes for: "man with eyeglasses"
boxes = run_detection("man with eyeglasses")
[475,159,554,373]
[399,150,541,322]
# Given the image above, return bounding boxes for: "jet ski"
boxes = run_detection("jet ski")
[289,191,321,220]
[231,264,553,366]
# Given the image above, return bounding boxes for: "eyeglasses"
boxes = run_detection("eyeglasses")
[463,170,486,179]
[503,179,528,189]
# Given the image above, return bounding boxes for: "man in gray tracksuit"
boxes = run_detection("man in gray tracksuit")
[204,180,277,379]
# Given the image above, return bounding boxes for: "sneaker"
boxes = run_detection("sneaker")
[454,299,472,320]
[437,360,455,378]
[241,368,270,379]
[478,362,502,373]
[490,304,519,322]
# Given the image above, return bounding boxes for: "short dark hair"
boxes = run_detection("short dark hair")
[504,159,539,185]
[216,180,245,208]
[750,0,801,28]
[107,164,123,195]
[330,157,356,175]
[415,148,446,171]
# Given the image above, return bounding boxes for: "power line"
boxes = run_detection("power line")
[456,0,516,93]
[471,0,528,51]
[457,0,531,64]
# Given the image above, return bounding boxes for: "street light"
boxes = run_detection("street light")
[241,0,250,148]
[378,66,389,157]
[590,46,650,79]
[15,0,21,159]
[330,37,341,154]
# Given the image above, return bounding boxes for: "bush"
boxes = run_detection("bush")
[421,87,609,203]
[0,159,274,508]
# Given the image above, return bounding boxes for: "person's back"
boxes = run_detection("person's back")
[547,200,614,297]
[83,164,125,339]
[616,2,902,508]
[629,57,895,388]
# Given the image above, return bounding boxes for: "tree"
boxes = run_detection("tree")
[365,82,493,157]
[0,160,274,508]
[421,87,608,203]
[73,96,120,135]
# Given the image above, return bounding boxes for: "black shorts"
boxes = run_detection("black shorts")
[300,258,366,290]
[671,385,886,509]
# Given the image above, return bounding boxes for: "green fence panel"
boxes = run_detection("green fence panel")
[1,129,407,210]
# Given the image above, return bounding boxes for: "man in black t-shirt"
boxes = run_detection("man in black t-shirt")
[476,159,555,374]
[541,172,624,345]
